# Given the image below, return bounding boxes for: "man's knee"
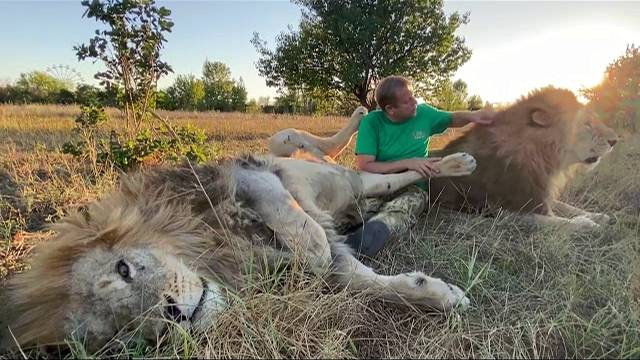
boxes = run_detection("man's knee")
[379,187,427,215]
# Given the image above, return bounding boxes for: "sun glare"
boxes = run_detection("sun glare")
[457,23,637,104]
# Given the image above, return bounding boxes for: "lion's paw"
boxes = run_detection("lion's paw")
[399,272,470,311]
[349,106,368,128]
[584,212,614,226]
[569,215,600,231]
[443,281,471,311]
[351,106,368,118]
[436,152,477,177]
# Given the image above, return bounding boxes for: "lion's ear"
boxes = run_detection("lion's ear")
[530,109,552,127]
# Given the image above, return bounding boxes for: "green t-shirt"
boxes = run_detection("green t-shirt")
[355,103,452,190]
[355,103,452,160]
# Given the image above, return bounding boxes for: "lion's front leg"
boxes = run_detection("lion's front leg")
[552,200,613,225]
[527,213,600,232]
[330,243,469,311]
[359,152,477,198]
[432,152,477,177]
[234,168,332,269]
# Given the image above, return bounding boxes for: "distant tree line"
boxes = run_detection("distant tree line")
[157,60,248,112]
[0,66,482,115]
[0,60,249,112]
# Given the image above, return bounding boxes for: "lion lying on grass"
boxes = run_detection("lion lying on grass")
[269,87,618,231]
[6,151,476,350]
[428,87,618,230]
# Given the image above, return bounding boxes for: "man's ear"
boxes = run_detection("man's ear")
[530,108,552,127]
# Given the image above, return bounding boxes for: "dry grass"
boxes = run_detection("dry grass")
[1,104,639,358]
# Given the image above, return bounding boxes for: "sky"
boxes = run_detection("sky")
[0,1,638,104]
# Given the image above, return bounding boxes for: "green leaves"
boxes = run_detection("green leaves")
[74,0,174,133]
[63,108,216,172]
[253,0,471,109]
[582,45,640,133]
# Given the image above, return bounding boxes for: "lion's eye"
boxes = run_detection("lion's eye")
[116,260,131,281]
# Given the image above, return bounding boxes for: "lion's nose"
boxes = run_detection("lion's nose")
[608,139,617,147]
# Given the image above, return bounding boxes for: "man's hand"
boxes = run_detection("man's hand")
[469,108,496,125]
[451,106,497,128]
[402,157,442,178]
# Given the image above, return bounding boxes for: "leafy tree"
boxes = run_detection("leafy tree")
[74,0,174,134]
[66,1,213,171]
[245,98,262,114]
[0,85,24,104]
[202,60,235,111]
[56,89,77,104]
[431,78,483,111]
[164,74,205,111]
[432,79,468,111]
[0,86,12,103]
[466,94,483,111]
[15,71,71,103]
[257,96,271,107]
[272,87,357,115]
[582,44,640,132]
[252,0,471,109]
[200,60,248,112]
[229,77,248,112]
[74,84,103,105]
[273,90,305,114]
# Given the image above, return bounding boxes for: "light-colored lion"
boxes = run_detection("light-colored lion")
[6,151,476,350]
[428,87,618,230]
[269,87,618,231]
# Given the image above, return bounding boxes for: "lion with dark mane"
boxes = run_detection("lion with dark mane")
[5,150,476,351]
[428,87,618,230]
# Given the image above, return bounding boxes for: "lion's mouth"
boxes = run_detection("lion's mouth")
[584,156,599,164]
[163,276,209,324]
[189,277,209,323]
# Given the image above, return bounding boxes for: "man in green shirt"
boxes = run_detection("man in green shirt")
[346,75,495,257]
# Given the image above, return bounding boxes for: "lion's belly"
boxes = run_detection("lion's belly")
[272,158,363,217]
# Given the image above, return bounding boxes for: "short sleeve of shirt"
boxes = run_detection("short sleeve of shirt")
[354,114,378,156]
[419,103,452,135]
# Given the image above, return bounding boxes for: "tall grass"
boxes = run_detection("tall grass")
[1,104,639,358]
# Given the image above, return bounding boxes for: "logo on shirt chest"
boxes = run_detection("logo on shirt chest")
[412,130,427,140]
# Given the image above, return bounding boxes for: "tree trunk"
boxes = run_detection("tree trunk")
[355,85,375,111]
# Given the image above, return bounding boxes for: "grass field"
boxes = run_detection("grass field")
[1,104,639,358]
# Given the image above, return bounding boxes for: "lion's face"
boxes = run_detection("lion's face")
[66,244,227,347]
[7,186,233,351]
[566,109,618,168]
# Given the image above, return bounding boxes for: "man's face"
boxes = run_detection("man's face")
[385,85,418,122]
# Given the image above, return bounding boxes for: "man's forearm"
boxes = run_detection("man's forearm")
[358,159,410,174]
[450,111,474,128]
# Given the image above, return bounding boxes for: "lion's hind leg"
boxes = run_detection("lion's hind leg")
[268,129,327,159]
[268,106,367,161]
[234,167,332,269]
[329,242,469,311]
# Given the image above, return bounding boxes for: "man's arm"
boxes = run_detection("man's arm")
[356,155,441,178]
[450,109,495,128]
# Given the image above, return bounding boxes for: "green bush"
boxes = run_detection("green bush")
[63,104,217,172]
